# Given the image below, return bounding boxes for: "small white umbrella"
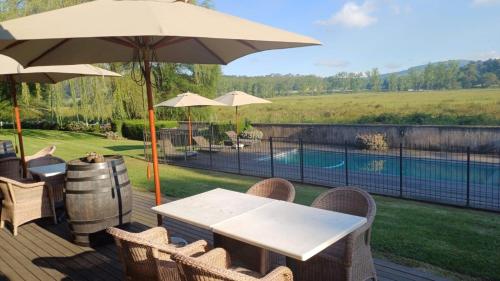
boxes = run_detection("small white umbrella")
[215,91,271,133]
[155,92,225,146]
[0,54,120,175]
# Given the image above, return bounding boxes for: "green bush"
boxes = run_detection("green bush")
[65,121,88,132]
[240,128,264,140]
[355,133,388,151]
[121,120,178,140]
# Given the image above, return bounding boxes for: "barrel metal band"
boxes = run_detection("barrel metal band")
[68,210,132,225]
[66,169,128,182]
[67,158,125,171]
[65,180,131,194]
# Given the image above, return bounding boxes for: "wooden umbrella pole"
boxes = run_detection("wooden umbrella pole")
[142,47,163,226]
[9,76,27,177]
[188,107,192,147]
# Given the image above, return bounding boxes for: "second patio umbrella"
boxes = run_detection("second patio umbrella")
[0,0,320,224]
[215,91,272,134]
[0,54,121,175]
[155,92,224,146]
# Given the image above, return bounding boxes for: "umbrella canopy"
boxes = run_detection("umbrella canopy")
[215,91,271,133]
[0,54,121,176]
[215,91,272,107]
[155,92,225,146]
[155,92,224,108]
[0,0,320,67]
[0,54,120,82]
[0,0,320,224]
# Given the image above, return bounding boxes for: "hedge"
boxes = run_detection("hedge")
[118,120,178,141]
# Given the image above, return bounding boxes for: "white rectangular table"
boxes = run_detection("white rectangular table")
[28,163,67,178]
[152,188,366,273]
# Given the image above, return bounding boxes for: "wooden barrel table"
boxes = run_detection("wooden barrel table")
[65,155,132,246]
[0,140,16,159]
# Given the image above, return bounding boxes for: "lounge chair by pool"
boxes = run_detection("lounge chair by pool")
[160,139,198,160]
[193,136,225,153]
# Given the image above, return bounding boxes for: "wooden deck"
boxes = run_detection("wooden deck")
[0,191,450,281]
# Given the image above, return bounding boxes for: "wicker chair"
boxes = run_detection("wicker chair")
[24,145,56,162]
[0,177,57,236]
[247,178,295,202]
[286,187,377,281]
[27,156,66,205]
[0,157,22,180]
[172,248,293,281]
[107,227,208,281]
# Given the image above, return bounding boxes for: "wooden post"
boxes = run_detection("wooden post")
[142,45,163,226]
[9,76,27,177]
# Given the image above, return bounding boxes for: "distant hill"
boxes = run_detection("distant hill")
[381,60,472,78]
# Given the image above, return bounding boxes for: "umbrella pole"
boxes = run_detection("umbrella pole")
[235,106,239,134]
[143,53,163,226]
[9,76,26,178]
[188,107,192,147]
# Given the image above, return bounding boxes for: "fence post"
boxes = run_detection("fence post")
[209,124,213,169]
[270,137,275,177]
[344,142,349,186]
[466,147,470,207]
[237,136,241,174]
[399,143,403,198]
[299,138,304,183]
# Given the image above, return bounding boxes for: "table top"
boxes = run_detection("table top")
[28,163,66,178]
[151,188,273,230]
[212,200,367,261]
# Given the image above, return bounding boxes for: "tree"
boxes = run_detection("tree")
[388,74,398,92]
[481,72,498,88]
[368,68,381,92]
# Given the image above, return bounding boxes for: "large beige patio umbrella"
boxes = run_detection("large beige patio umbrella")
[0,54,120,176]
[155,92,225,146]
[215,91,272,134]
[0,0,320,224]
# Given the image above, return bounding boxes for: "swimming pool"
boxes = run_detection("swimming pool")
[272,149,500,186]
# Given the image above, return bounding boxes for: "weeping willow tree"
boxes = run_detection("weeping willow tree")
[0,0,222,125]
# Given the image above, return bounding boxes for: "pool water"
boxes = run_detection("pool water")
[273,149,500,186]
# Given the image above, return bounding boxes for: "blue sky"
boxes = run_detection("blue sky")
[214,0,500,76]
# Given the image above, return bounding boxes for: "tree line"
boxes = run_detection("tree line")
[218,59,500,98]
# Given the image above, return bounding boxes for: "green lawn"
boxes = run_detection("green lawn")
[1,129,499,281]
[212,88,500,125]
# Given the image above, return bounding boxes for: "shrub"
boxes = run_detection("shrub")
[111,120,123,136]
[240,128,264,140]
[121,120,178,141]
[355,133,388,151]
[209,123,235,143]
[20,120,59,130]
[105,131,121,140]
[65,121,88,132]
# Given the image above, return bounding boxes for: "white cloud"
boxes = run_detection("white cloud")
[315,59,350,68]
[472,0,500,5]
[316,1,378,28]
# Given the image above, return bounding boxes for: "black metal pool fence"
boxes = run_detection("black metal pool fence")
[144,128,500,212]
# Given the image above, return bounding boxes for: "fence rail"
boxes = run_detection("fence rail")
[145,128,500,212]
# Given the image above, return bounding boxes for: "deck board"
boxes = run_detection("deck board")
[0,190,450,281]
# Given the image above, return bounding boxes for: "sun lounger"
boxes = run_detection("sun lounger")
[225,131,259,146]
[193,136,225,153]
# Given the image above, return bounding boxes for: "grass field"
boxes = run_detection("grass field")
[1,130,500,281]
[212,89,500,125]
